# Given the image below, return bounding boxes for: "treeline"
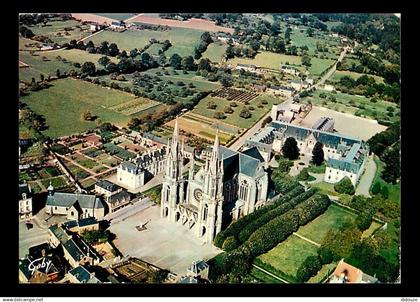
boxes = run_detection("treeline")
[334,75,400,104]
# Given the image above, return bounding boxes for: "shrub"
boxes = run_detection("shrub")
[334,177,355,195]
[222,236,239,252]
[224,106,234,114]
[277,158,293,173]
[380,185,389,199]
[297,168,310,181]
[371,182,381,195]
[214,111,226,119]
[356,210,374,231]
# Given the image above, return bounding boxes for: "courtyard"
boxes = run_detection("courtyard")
[299,106,387,141]
[108,205,222,275]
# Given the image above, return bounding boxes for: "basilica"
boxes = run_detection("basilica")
[160,119,269,244]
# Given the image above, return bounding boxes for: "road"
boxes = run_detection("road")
[105,197,153,223]
[355,155,376,197]
[228,46,349,152]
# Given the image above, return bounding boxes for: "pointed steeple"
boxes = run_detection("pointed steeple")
[172,116,179,145]
[210,129,220,175]
[47,181,54,196]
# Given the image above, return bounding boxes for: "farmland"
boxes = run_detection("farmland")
[28,19,90,45]
[19,78,153,137]
[93,13,138,21]
[85,28,205,57]
[228,51,302,70]
[202,41,228,63]
[331,70,385,84]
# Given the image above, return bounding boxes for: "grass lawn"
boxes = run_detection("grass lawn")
[308,57,336,76]
[228,51,303,70]
[248,267,284,284]
[296,203,358,244]
[371,155,400,203]
[290,27,340,57]
[202,41,227,63]
[20,78,139,137]
[80,178,98,190]
[192,94,283,129]
[256,235,319,281]
[331,70,385,84]
[103,143,136,160]
[144,43,164,56]
[85,28,204,57]
[28,20,90,45]
[76,157,99,170]
[44,49,119,67]
[299,90,399,124]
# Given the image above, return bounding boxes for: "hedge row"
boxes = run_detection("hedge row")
[272,173,301,194]
[243,193,331,258]
[237,187,317,243]
[214,183,303,248]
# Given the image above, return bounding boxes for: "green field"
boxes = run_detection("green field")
[308,57,336,76]
[228,51,302,70]
[307,262,337,283]
[19,51,78,83]
[20,78,140,137]
[28,20,90,45]
[299,90,400,123]
[202,41,227,63]
[192,94,282,129]
[94,13,137,21]
[256,235,319,281]
[85,28,204,57]
[45,49,119,67]
[331,70,385,84]
[290,27,340,57]
[40,176,68,190]
[309,181,352,205]
[296,204,358,244]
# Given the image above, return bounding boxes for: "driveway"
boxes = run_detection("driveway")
[355,156,377,197]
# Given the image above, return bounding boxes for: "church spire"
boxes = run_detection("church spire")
[210,129,220,175]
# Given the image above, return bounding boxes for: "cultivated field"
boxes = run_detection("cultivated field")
[85,28,204,57]
[165,113,237,145]
[290,27,341,58]
[19,78,145,137]
[130,15,234,33]
[71,13,118,25]
[93,13,138,21]
[229,51,303,70]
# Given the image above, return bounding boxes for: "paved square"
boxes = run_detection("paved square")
[109,205,222,275]
[300,106,387,141]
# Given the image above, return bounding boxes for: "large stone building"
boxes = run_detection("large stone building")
[244,120,369,186]
[160,119,269,244]
[116,147,166,190]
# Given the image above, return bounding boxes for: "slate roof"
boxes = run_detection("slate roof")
[19,183,31,199]
[143,132,168,145]
[64,217,98,229]
[95,180,122,193]
[270,85,295,92]
[46,192,104,209]
[107,190,131,205]
[120,161,141,174]
[241,146,265,163]
[188,260,209,275]
[216,146,264,179]
[69,266,101,283]
[178,276,199,284]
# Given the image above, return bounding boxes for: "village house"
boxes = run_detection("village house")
[280,65,300,76]
[19,183,33,221]
[94,180,132,213]
[48,223,102,268]
[290,80,303,91]
[19,255,61,283]
[45,184,106,220]
[267,85,296,98]
[63,217,100,235]
[324,84,335,92]
[110,21,126,31]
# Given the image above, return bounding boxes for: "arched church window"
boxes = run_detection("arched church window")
[203,204,208,221]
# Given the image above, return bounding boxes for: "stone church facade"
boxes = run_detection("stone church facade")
[160,119,269,244]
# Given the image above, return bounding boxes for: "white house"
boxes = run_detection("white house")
[267,85,295,98]
[19,183,33,221]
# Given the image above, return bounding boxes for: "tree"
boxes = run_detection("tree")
[214,111,226,119]
[381,145,400,184]
[297,168,310,181]
[282,137,299,160]
[98,56,110,67]
[169,54,182,69]
[181,56,196,71]
[56,69,61,78]
[81,62,96,76]
[380,185,389,199]
[225,45,235,59]
[302,55,312,67]
[108,43,120,56]
[146,269,168,284]
[207,100,217,110]
[224,106,234,114]
[197,58,211,71]
[219,74,233,87]
[222,236,238,252]
[356,209,374,231]
[239,108,251,119]
[81,110,93,121]
[296,255,322,282]
[158,54,167,66]
[312,142,324,166]
[334,177,355,195]
[277,158,293,173]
